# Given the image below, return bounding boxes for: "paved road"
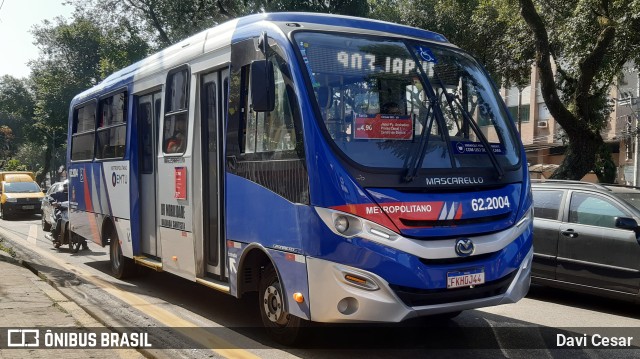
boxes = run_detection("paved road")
[1,214,639,358]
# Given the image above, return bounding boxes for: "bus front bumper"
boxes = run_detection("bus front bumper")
[306,247,532,323]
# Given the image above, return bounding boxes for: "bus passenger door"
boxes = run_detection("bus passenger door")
[201,69,228,278]
[138,91,162,256]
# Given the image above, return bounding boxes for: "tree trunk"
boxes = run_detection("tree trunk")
[550,132,603,180]
[37,146,53,186]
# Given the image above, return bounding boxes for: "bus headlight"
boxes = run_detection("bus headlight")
[6,198,17,203]
[315,207,397,242]
[334,215,350,233]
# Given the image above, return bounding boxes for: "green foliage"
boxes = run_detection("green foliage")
[71,0,369,48]
[518,0,640,179]
[0,76,35,147]
[27,14,149,183]
[2,159,28,171]
[261,0,369,15]
[0,125,14,162]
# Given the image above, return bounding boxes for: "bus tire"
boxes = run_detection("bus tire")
[109,229,135,279]
[259,264,307,346]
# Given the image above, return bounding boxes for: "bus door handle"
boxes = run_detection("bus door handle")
[561,229,578,238]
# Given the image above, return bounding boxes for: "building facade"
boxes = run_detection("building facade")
[501,65,640,184]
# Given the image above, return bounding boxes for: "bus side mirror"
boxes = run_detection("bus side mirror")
[250,60,275,112]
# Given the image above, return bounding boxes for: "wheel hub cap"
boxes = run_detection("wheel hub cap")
[263,285,284,323]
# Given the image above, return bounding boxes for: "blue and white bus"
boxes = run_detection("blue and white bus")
[66,13,533,343]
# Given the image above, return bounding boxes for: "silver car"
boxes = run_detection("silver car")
[41,180,68,231]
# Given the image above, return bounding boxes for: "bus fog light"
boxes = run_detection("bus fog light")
[334,215,349,233]
[337,297,358,315]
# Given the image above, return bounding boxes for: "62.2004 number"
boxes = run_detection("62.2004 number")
[471,196,510,211]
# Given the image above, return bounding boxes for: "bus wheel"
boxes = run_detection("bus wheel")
[259,264,307,345]
[109,230,135,279]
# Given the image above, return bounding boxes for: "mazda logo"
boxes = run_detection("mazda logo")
[455,238,474,257]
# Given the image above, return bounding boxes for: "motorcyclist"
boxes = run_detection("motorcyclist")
[50,180,68,203]
[47,181,88,250]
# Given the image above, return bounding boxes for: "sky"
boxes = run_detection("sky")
[0,0,74,79]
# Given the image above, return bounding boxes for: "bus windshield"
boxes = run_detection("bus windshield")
[295,32,520,173]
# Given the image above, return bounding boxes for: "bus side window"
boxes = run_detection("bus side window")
[163,68,189,154]
[243,57,297,154]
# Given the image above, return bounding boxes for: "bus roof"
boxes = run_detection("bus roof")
[71,12,449,104]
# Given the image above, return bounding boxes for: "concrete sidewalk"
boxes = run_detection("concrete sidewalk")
[0,248,145,358]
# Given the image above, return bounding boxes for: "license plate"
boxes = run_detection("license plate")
[22,205,34,210]
[447,268,485,289]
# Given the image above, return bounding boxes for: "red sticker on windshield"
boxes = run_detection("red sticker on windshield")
[354,114,413,140]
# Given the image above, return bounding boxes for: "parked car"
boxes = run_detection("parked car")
[531,179,640,302]
[41,180,68,231]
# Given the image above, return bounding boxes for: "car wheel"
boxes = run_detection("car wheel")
[259,264,308,345]
[109,229,136,279]
[42,212,51,231]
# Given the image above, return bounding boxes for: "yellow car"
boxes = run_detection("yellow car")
[0,172,45,219]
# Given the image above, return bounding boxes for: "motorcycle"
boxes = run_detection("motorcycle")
[46,201,87,253]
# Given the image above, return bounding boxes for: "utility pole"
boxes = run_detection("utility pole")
[635,72,640,186]
[50,129,56,184]
[517,88,522,134]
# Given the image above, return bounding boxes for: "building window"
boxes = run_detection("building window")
[508,105,530,123]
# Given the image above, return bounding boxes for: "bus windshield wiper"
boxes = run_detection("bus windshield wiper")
[404,101,437,182]
[431,73,504,180]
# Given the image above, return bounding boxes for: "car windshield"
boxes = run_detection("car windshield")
[612,190,640,211]
[294,32,520,172]
[5,182,41,193]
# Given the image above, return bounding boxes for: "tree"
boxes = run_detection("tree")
[71,0,238,47]
[518,0,640,181]
[71,0,369,48]
[0,125,14,167]
[11,142,51,179]
[0,75,35,151]
[369,0,640,181]
[29,15,149,183]
[259,0,369,16]
[2,159,28,172]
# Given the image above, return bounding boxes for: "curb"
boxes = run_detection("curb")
[0,236,156,359]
